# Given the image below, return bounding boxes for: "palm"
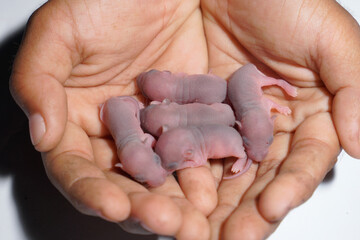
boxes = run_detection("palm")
[202,0,340,238]
[36,0,212,237]
[62,0,207,134]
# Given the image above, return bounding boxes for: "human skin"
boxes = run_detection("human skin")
[140,101,235,137]
[100,96,167,187]
[10,0,212,238]
[228,63,297,162]
[202,0,360,239]
[9,0,360,239]
[155,125,251,177]
[137,69,227,104]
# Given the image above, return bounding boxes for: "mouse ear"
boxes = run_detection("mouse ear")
[235,120,243,131]
[162,99,171,104]
[143,134,156,147]
[114,162,124,169]
[183,149,194,158]
[161,125,169,133]
[150,100,162,105]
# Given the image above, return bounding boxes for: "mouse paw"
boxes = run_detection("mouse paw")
[231,158,248,173]
[223,159,253,180]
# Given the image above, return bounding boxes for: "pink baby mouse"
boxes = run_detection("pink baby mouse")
[100,96,167,187]
[137,69,227,104]
[155,125,251,179]
[228,63,297,162]
[140,100,236,137]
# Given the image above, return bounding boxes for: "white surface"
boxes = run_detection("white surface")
[1,1,360,240]
[339,0,360,22]
[269,152,360,240]
[0,0,45,42]
[0,178,26,240]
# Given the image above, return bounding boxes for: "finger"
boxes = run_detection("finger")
[150,168,210,239]
[106,167,185,236]
[314,2,360,157]
[172,198,210,240]
[208,162,258,239]
[209,159,224,188]
[258,112,340,222]
[209,134,290,239]
[118,218,154,235]
[106,171,183,236]
[93,137,195,237]
[176,166,218,216]
[92,128,209,238]
[110,173,207,237]
[10,3,75,151]
[123,193,210,239]
[43,121,130,222]
[124,172,211,238]
[222,199,280,240]
[217,139,289,240]
[126,192,182,236]
[333,88,360,157]
[150,172,211,239]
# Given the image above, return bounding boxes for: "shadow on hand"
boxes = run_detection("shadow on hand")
[322,168,335,183]
[0,27,156,240]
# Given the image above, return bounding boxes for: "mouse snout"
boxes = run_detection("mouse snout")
[248,150,268,162]
[146,168,168,187]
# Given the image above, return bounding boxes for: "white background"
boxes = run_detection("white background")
[1,1,360,240]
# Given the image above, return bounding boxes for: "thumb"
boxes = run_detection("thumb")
[10,4,75,152]
[317,3,360,158]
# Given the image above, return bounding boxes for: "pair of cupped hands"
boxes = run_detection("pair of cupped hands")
[10,0,360,239]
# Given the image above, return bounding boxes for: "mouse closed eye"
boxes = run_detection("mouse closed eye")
[242,136,250,148]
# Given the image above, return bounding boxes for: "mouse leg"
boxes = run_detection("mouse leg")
[223,158,253,179]
[255,70,298,97]
[264,98,292,115]
[231,157,249,173]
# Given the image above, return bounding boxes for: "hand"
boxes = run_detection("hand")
[201,0,360,238]
[10,0,360,239]
[10,0,214,238]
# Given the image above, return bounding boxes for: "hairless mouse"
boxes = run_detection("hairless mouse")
[228,63,297,162]
[140,100,236,136]
[100,96,167,187]
[137,70,227,104]
[155,125,251,179]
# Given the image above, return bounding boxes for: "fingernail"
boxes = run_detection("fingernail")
[29,113,45,145]
[157,236,176,240]
[99,103,105,122]
[96,210,115,222]
[118,218,154,235]
[140,222,154,233]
